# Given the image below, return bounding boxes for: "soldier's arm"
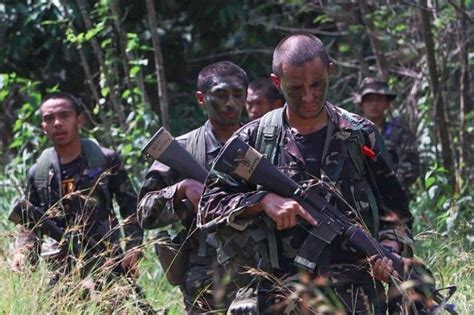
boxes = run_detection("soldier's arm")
[108,152,143,251]
[137,159,201,229]
[365,128,414,256]
[396,127,421,189]
[11,166,42,271]
[198,121,271,231]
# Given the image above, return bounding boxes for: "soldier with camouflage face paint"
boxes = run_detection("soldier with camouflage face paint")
[137,61,248,314]
[357,77,421,197]
[198,34,414,314]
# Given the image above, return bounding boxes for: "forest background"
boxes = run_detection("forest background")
[0,0,472,313]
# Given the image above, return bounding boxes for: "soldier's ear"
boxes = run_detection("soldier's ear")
[270,73,281,90]
[327,62,335,79]
[195,91,205,110]
[41,123,48,135]
[77,113,84,129]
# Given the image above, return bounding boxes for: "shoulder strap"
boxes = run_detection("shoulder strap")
[255,108,284,164]
[184,126,207,169]
[80,138,106,169]
[349,130,379,237]
[34,147,58,207]
[183,127,208,256]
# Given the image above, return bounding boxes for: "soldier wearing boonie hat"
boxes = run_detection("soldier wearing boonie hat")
[357,77,420,199]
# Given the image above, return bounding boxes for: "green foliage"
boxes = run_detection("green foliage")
[0,0,473,312]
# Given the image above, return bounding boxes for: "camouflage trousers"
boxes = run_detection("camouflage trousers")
[233,265,386,315]
[182,262,239,314]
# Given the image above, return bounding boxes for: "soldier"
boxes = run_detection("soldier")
[198,33,414,314]
[357,77,420,195]
[10,92,143,282]
[137,61,248,313]
[246,78,284,120]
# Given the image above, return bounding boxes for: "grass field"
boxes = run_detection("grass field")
[0,216,472,314]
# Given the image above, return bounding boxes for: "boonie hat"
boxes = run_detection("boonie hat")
[359,77,396,101]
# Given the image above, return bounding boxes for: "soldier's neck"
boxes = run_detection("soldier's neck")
[286,107,328,135]
[371,117,385,130]
[55,138,82,164]
[208,120,240,144]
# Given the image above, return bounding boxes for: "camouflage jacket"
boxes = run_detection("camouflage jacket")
[381,118,420,193]
[16,142,143,256]
[198,103,414,272]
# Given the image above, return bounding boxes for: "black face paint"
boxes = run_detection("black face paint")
[204,76,246,126]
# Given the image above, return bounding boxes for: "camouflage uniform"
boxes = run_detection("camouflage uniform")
[138,121,236,314]
[14,140,143,276]
[357,77,420,195]
[381,119,420,195]
[199,103,414,314]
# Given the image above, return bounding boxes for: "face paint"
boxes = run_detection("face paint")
[279,58,330,119]
[204,76,246,126]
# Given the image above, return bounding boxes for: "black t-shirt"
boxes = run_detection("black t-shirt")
[59,155,84,219]
[60,155,83,195]
[293,126,328,178]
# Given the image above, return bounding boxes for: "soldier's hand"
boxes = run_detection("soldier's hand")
[10,251,27,273]
[176,179,204,211]
[261,193,317,230]
[121,249,142,278]
[372,256,398,283]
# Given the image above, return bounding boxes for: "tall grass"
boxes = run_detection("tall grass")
[0,173,472,314]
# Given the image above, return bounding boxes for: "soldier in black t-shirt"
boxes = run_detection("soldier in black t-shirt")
[10,92,143,282]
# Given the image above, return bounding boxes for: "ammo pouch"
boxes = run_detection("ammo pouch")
[214,217,279,286]
[154,230,189,286]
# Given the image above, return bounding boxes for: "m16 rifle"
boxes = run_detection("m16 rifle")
[212,135,458,315]
[142,127,207,182]
[142,127,208,285]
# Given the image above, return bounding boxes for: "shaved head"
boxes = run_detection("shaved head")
[272,33,330,76]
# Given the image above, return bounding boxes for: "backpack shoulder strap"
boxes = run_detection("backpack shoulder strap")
[34,148,54,188]
[255,108,284,164]
[34,147,57,207]
[348,129,380,236]
[80,138,107,169]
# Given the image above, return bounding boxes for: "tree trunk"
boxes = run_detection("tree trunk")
[455,0,472,184]
[357,0,389,80]
[74,0,126,128]
[109,0,151,112]
[419,0,455,186]
[145,0,170,130]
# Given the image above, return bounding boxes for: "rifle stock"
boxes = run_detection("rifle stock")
[142,127,207,183]
[213,135,457,314]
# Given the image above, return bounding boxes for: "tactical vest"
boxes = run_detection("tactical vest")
[34,138,112,214]
[183,126,207,170]
[181,126,209,258]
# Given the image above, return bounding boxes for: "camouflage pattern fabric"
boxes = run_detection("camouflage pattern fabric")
[198,103,414,314]
[138,121,237,314]
[381,118,420,196]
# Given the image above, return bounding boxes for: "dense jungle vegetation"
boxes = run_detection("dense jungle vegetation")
[0,1,472,313]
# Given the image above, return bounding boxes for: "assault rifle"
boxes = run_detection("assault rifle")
[142,127,207,183]
[213,135,458,315]
[142,127,208,285]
